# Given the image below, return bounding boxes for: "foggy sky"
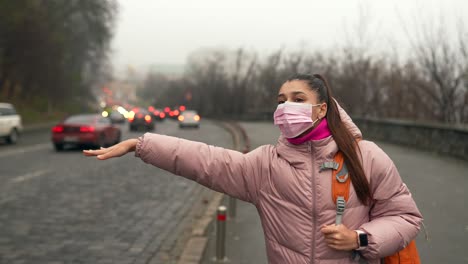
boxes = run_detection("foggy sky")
[111,0,468,73]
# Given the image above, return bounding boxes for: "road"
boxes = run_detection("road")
[0,119,231,264]
[1,119,467,264]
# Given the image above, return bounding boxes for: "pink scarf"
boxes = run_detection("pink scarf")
[287,119,332,145]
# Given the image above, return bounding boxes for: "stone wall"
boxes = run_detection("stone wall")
[353,117,468,161]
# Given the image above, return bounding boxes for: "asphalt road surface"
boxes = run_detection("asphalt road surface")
[0,119,231,264]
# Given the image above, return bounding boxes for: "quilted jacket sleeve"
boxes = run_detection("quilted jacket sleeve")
[358,141,423,259]
[135,133,270,204]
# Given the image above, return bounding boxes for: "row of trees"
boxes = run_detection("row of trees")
[0,0,117,113]
[140,18,468,124]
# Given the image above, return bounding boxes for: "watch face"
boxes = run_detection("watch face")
[359,233,368,247]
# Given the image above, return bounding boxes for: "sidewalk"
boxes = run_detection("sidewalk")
[200,121,280,264]
[201,196,267,264]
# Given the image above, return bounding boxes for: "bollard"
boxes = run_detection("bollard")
[228,196,236,219]
[216,205,227,262]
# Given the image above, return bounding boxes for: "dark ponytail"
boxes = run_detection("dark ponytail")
[287,73,371,205]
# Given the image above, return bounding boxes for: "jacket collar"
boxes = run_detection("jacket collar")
[276,135,338,165]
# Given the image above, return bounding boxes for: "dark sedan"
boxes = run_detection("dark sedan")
[151,108,166,122]
[51,114,121,151]
[129,108,154,131]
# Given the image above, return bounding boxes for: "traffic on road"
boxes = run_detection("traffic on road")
[0,115,213,264]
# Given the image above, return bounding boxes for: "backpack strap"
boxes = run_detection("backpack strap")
[330,147,421,264]
[331,151,351,225]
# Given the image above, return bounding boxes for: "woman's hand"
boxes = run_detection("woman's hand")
[83,139,139,160]
[321,224,359,251]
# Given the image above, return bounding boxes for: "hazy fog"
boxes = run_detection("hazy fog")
[111,0,468,73]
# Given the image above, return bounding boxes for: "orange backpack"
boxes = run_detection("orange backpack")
[327,150,421,264]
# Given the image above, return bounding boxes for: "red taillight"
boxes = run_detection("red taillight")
[153,110,159,115]
[137,113,143,119]
[52,126,64,133]
[160,113,165,118]
[164,107,170,113]
[145,115,152,123]
[80,126,95,133]
[129,117,134,122]
[179,105,186,111]
[174,110,180,116]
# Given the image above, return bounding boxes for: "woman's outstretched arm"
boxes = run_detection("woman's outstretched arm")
[84,133,271,204]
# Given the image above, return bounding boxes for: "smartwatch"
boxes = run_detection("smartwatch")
[355,230,368,250]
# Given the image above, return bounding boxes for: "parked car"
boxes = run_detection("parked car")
[178,110,200,128]
[129,108,154,131]
[51,114,121,151]
[0,103,23,144]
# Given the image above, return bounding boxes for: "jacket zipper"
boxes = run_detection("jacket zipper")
[309,142,317,263]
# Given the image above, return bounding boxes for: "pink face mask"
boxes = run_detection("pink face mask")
[274,102,322,138]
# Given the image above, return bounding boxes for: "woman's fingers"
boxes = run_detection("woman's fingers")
[83,139,137,160]
[321,224,357,251]
[320,225,338,234]
[83,148,109,156]
[97,145,128,160]
[83,147,120,159]
[96,150,115,160]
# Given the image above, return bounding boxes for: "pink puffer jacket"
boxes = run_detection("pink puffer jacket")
[135,108,423,264]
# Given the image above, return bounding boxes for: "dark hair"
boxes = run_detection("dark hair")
[287,73,371,205]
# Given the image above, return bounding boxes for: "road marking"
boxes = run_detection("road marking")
[10,169,50,184]
[0,143,50,158]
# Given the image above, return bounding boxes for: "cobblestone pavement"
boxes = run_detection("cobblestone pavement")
[0,120,232,264]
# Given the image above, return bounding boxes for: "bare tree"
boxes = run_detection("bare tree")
[400,12,468,123]
[0,0,117,114]
[456,20,468,123]
[255,49,284,109]
[229,48,257,117]
[184,49,229,116]
[335,2,385,118]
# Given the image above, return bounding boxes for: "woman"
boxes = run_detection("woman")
[84,74,423,264]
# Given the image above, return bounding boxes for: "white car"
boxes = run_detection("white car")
[0,103,23,144]
[178,110,200,128]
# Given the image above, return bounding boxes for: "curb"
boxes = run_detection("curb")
[176,121,246,264]
[176,193,224,264]
[228,122,251,153]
